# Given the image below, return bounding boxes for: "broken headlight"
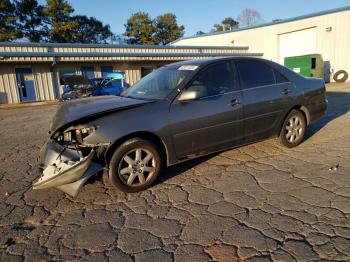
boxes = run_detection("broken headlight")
[56,126,97,145]
[74,127,96,143]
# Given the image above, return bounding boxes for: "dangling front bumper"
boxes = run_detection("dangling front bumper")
[33,140,103,197]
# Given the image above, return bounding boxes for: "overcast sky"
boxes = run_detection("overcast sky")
[39,0,350,36]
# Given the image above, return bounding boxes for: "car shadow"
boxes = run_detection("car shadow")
[156,153,220,185]
[305,90,350,139]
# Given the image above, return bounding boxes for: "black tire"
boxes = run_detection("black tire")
[279,110,306,148]
[333,70,348,83]
[108,138,161,193]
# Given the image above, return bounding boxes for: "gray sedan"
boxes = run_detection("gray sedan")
[33,57,327,196]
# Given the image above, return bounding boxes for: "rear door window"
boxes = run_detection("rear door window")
[236,60,275,89]
[274,70,290,84]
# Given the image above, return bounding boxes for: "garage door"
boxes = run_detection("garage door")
[279,27,316,64]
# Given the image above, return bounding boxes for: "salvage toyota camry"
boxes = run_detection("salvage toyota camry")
[33,57,327,196]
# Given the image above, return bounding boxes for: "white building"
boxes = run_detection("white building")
[172,6,350,81]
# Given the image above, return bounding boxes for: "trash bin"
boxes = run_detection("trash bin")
[284,54,324,79]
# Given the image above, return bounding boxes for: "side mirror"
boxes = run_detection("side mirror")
[178,90,199,102]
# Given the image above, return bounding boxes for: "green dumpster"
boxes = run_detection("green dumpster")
[284,54,324,79]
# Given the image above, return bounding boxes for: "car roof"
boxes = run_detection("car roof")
[106,72,125,79]
[163,56,265,69]
[161,57,303,83]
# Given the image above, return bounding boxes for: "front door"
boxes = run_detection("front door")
[15,68,37,102]
[170,61,244,158]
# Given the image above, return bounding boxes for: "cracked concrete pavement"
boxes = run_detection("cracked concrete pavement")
[0,83,350,261]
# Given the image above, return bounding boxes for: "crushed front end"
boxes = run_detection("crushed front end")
[33,125,108,197]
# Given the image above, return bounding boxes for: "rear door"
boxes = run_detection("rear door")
[236,59,295,141]
[170,61,244,157]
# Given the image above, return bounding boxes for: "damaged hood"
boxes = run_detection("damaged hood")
[50,96,152,132]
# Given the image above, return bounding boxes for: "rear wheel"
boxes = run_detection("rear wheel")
[279,110,306,148]
[108,138,161,192]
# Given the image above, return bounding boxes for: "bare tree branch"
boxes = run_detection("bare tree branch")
[237,8,262,27]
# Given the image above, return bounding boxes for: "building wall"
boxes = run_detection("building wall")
[0,43,260,104]
[32,64,56,101]
[173,9,350,80]
[0,64,19,104]
[0,63,56,104]
[0,61,178,104]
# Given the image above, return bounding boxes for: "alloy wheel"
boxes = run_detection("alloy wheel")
[285,116,303,143]
[118,148,156,187]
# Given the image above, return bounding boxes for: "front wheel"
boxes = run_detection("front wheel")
[108,138,161,193]
[279,109,306,148]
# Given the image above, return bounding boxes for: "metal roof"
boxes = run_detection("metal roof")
[171,5,350,44]
[0,42,263,62]
[0,51,262,58]
[0,41,248,50]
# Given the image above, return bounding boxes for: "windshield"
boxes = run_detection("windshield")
[121,67,192,100]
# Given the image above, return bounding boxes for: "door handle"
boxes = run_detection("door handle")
[230,99,241,107]
[282,88,292,95]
